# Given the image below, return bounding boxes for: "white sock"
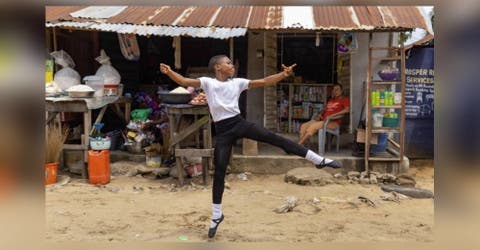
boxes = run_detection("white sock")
[210,203,222,228]
[305,150,333,165]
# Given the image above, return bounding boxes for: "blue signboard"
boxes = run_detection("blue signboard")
[404,47,434,158]
[405,47,434,119]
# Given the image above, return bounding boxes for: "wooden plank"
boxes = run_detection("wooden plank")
[63,144,86,150]
[169,115,209,148]
[388,137,401,148]
[372,81,402,85]
[46,101,88,112]
[175,156,184,186]
[370,47,402,50]
[386,147,400,157]
[46,112,59,124]
[372,105,402,109]
[372,128,400,133]
[368,157,401,161]
[90,106,107,135]
[372,56,401,60]
[175,148,214,157]
[125,102,131,123]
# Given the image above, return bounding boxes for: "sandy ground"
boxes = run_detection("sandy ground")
[45,164,434,242]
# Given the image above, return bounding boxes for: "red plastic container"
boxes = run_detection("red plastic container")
[45,162,58,185]
[88,150,110,185]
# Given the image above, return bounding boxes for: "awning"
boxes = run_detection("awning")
[46,6,431,38]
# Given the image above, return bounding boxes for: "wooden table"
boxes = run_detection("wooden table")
[46,96,131,177]
[163,104,213,186]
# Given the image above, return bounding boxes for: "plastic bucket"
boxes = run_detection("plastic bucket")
[45,162,58,185]
[146,155,162,168]
[88,150,110,185]
[83,75,104,97]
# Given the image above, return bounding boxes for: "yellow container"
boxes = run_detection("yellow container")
[45,71,53,83]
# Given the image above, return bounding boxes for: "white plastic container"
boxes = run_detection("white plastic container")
[394,92,402,104]
[372,112,384,128]
[83,75,104,97]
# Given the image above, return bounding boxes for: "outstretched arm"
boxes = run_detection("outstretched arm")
[248,63,297,89]
[160,63,201,88]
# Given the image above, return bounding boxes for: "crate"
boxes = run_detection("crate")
[382,117,399,127]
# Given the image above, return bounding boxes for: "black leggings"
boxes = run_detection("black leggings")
[212,115,309,204]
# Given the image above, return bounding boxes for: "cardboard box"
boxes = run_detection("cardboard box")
[356,129,378,144]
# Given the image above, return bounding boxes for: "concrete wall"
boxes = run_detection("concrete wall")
[349,32,398,131]
[246,31,265,126]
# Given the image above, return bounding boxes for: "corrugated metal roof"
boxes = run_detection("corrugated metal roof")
[45,6,85,23]
[46,5,430,38]
[70,6,127,19]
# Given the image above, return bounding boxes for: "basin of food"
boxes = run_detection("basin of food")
[66,84,96,98]
[158,87,193,104]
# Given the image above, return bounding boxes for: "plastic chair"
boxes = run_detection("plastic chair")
[318,114,344,155]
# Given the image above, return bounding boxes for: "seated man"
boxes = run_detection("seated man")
[298,83,350,145]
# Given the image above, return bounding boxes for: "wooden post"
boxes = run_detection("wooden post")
[82,110,91,179]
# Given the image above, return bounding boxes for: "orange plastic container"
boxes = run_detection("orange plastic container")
[88,150,110,185]
[45,162,58,185]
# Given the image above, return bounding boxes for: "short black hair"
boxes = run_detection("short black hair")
[208,55,228,73]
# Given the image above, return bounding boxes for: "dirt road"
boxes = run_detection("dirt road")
[46,165,433,242]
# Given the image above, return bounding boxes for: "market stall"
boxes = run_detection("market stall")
[45,96,131,177]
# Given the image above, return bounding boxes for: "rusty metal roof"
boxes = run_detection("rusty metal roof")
[46,6,430,37]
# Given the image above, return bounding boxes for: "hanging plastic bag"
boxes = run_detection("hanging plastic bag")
[337,32,358,53]
[50,50,81,91]
[118,33,140,61]
[95,49,121,85]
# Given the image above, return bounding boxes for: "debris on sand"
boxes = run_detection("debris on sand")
[380,191,410,203]
[358,196,376,207]
[274,196,298,213]
[381,184,434,199]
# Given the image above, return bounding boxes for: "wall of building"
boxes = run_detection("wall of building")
[246,31,266,126]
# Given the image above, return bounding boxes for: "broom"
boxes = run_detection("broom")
[45,123,69,164]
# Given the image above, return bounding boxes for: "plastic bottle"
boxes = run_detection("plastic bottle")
[379,90,385,106]
[373,90,379,106]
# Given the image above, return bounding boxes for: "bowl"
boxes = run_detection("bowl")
[378,71,400,81]
[158,92,193,104]
[89,137,111,150]
[68,91,95,98]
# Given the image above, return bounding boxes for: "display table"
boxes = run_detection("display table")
[163,104,213,186]
[45,96,131,177]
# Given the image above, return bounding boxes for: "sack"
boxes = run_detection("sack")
[50,50,80,91]
[95,50,121,85]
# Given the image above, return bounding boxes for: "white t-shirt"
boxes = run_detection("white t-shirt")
[198,77,249,122]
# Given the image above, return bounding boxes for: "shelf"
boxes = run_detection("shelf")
[372,127,401,133]
[371,105,401,109]
[372,56,401,60]
[292,101,323,105]
[370,47,402,50]
[367,157,402,161]
[372,81,402,84]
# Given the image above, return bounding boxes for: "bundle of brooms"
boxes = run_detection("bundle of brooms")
[45,123,69,164]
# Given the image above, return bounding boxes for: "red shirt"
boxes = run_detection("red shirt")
[323,96,350,124]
